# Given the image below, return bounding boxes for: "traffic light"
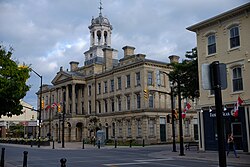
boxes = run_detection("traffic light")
[144,89,148,99]
[41,100,44,110]
[57,104,61,112]
[173,110,178,119]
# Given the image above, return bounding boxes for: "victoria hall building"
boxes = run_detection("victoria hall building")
[38,9,198,144]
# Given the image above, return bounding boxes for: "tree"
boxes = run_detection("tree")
[169,47,199,101]
[0,45,30,116]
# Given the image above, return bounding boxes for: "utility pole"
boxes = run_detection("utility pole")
[177,76,184,156]
[210,61,226,167]
[170,84,177,152]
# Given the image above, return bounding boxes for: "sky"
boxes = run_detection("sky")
[0,0,249,109]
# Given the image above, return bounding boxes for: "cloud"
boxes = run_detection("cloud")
[1,0,249,107]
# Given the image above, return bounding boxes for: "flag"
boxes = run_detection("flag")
[45,105,51,111]
[51,102,58,109]
[182,102,191,119]
[234,96,243,117]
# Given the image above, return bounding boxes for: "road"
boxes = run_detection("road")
[1,144,249,167]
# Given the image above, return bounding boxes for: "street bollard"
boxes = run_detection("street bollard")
[52,140,55,149]
[1,148,5,167]
[114,140,117,148]
[98,140,100,149]
[23,151,28,167]
[129,140,132,148]
[93,138,96,147]
[30,140,33,147]
[82,139,85,149]
[142,139,145,147]
[60,158,67,167]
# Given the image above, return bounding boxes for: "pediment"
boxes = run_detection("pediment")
[51,71,71,85]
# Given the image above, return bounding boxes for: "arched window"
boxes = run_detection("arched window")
[97,30,101,44]
[104,31,108,45]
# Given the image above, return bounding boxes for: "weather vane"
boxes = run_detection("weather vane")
[99,0,103,16]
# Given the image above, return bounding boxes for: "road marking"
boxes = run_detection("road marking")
[103,162,149,166]
[135,158,174,162]
[103,158,174,166]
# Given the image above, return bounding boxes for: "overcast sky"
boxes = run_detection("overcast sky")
[0,0,249,108]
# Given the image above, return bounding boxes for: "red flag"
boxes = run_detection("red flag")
[234,96,243,117]
[51,102,58,109]
[182,102,191,119]
[237,96,243,106]
[45,105,51,111]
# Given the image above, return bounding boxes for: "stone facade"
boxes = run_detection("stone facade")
[38,8,198,144]
[187,2,250,152]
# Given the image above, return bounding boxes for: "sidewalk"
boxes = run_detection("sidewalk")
[2,142,250,166]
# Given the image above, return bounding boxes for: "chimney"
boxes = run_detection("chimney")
[103,48,113,71]
[122,46,135,57]
[169,55,180,63]
[70,61,79,71]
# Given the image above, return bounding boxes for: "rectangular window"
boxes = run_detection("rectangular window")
[137,120,142,136]
[184,120,190,136]
[104,99,108,113]
[230,26,240,48]
[118,121,122,137]
[233,67,243,92]
[126,75,131,88]
[81,102,84,114]
[137,94,141,109]
[208,34,216,55]
[127,121,131,137]
[149,93,154,108]
[98,101,101,113]
[149,120,155,136]
[111,98,115,112]
[104,81,107,93]
[88,85,91,96]
[110,79,114,92]
[98,83,101,94]
[136,72,141,86]
[117,77,122,90]
[88,100,91,114]
[118,96,122,111]
[126,95,130,110]
[147,72,153,85]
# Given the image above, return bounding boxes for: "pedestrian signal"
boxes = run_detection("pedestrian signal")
[57,105,61,112]
[144,89,148,99]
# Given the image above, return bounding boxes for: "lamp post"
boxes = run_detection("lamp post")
[170,82,177,152]
[177,76,184,156]
[30,69,42,148]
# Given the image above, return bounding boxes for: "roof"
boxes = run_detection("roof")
[187,2,250,32]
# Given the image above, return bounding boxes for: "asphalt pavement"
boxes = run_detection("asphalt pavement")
[1,142,249,167]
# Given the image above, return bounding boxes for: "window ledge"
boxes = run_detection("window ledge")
[206,53,217,57]
[230,90,244,95]
[228,46,240,53]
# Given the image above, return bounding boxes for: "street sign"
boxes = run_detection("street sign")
[201,63,227,90]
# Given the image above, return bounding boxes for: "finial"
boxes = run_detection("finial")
[99,0,103,16]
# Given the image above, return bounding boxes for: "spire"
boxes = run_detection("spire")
[99,0,103,16]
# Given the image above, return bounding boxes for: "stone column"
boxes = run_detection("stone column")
[66,85,69,114]
[72,84,76,116]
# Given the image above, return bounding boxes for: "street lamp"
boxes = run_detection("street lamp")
[170,82,177,152]
[30,68,42,148]
[177,76,185,156]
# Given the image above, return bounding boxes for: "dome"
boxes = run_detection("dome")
[89,14,112,29]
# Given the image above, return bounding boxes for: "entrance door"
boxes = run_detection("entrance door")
[232,122,242,150]
[160,117,166,142]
